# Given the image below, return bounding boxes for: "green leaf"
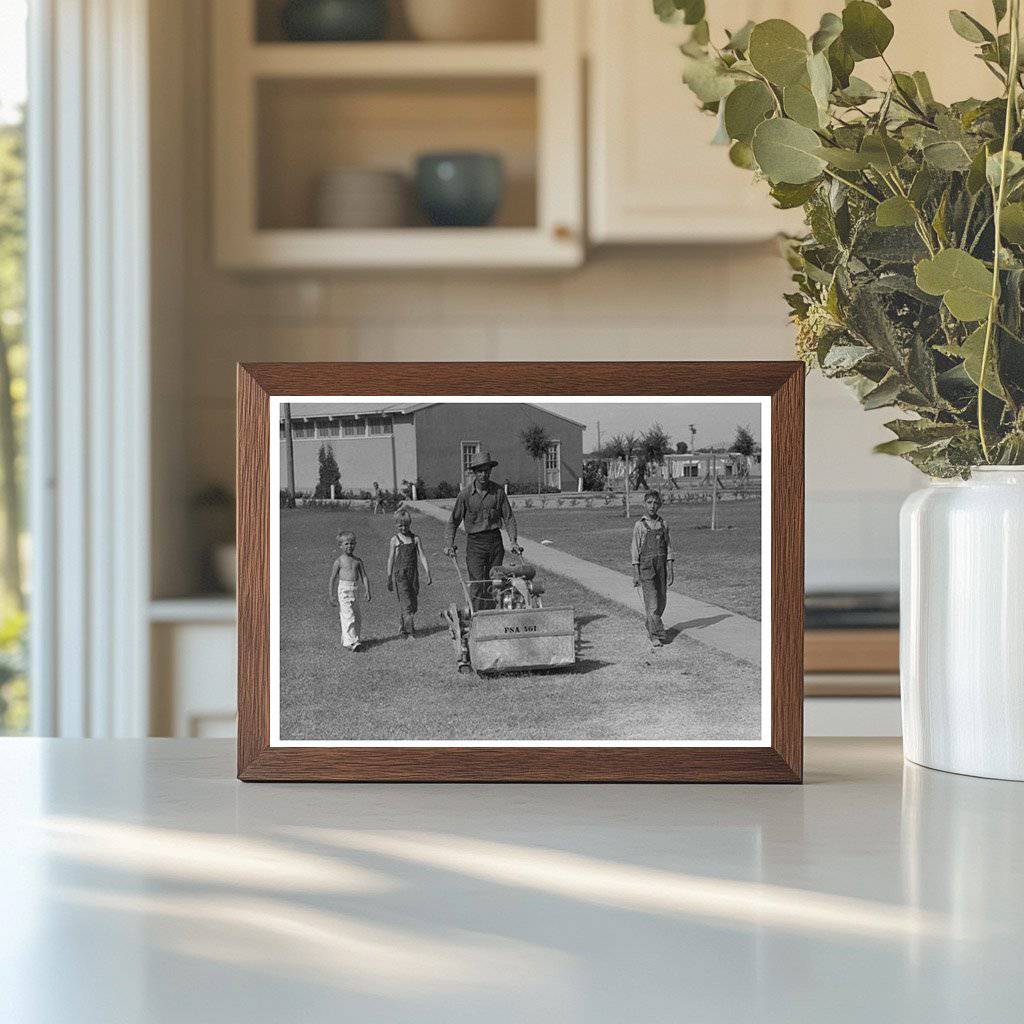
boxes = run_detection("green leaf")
[884,419,962,443]
[728,140,758,169]
[874,439,921,455]
[842,1,894,60]
[810,12,843,54]
[724,20,755,53]
[948,10,993,44]
[959,324,1007,398]
[723,81,775,143]
[862,374,902,409]
[681,55,737,103]
[752,117,827,184]
[923,141,973,171]
[912,71,935,105]
[807,51,833,110]
[827,35,855,89]
[836,75,877,105]
[783,83,822,128]
[909,165,936,205]
[814,145,872,170]
[654,0,705,25]
[690,20,710,46]
[915,249,994,321]
[770,179,820,209]
[860,133,905,172]
[748,19,810,87]
[875,196,918,228]
[993,0,1008,24]
[1000,202,1024,242]
[967,143,993,193]
[986,150,1024,190]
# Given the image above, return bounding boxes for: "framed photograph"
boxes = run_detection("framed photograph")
[237,362,804,782]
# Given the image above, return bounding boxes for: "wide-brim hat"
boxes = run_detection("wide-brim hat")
[468,451,499,471]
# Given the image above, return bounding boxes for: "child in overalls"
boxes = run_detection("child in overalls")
[385,509,431,638]
[631,490,675,646]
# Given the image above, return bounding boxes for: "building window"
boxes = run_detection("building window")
[684,464,698,478]
[292,422,314,439]
[318,419,340,438]
[367,415,392,436]
[461,442,480,474]
[544,441,561,487]
[342,418,363,437]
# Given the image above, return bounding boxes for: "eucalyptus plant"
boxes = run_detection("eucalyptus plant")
[659,0,1024,474]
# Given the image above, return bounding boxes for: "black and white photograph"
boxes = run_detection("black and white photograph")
[270,395,770,746]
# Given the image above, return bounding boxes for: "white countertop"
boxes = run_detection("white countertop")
[2,738,1021,1023]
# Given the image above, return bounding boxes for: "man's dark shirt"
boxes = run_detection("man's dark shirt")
[444,481,517,548]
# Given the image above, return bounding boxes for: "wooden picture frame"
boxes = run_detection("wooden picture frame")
[237,362,804,782]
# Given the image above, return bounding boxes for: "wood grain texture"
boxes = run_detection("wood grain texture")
[236,361,805,782]
[804,629,899,674]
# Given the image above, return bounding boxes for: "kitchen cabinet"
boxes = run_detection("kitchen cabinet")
[211,0,583,269]
[587,0,999,244]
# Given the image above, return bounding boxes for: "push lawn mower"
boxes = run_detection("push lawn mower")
[440,552,577,675]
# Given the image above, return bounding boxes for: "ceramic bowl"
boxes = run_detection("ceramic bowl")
[403,0,534,42]
[415,152,504,227]
[315,168,409,228]
[281,0,388,42]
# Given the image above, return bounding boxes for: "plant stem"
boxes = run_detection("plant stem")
[979,0,1021,463]
[821,167,879,203]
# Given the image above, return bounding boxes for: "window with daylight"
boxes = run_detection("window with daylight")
[342,418,363,437]
[318,419,339,438]
[292,423,314,439]
[367,415,392,436]
[461,442,480,473]
[544,442,560,472]
[0,1,28,735]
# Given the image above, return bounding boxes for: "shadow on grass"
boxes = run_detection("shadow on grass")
[664,614,732,640]
[359,624,450,651]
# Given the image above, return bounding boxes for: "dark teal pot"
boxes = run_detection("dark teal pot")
[415,152,505,227]
[281,0,388,42]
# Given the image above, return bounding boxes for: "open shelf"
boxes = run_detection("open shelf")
[257,76,537,232]
[213,0,581,268]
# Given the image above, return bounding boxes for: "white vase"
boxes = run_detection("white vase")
[900,467,1024,780]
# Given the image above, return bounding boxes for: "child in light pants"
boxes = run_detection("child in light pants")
[329,531,371,650]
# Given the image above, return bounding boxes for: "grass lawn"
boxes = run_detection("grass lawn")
[278,508,761,742]
[513,498,762,620]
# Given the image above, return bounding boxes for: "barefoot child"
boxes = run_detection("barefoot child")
[329,531,371,650]
[386,509,431,638]
[631,490,675,646]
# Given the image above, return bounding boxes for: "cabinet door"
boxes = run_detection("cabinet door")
[588,1,1002,245]
[588,1,815,243]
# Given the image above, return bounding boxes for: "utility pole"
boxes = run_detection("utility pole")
[689,423,697,454]
[595,420,602,455]
[710,446,718,531]
[283,402,296,508]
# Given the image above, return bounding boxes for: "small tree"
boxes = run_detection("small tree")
[315,443,341,498]
[732,425,756,457]
[606,433,639,516]
[675,440,689,454]
[635,423,672,490]
[520,424,552,494]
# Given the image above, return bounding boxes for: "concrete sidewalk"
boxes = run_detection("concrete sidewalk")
[411,500,760,667]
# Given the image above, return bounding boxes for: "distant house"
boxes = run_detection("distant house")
[588,447,762,487]
[281,402,586,494]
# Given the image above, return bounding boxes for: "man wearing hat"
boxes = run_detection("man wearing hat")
[443,452,522,610]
